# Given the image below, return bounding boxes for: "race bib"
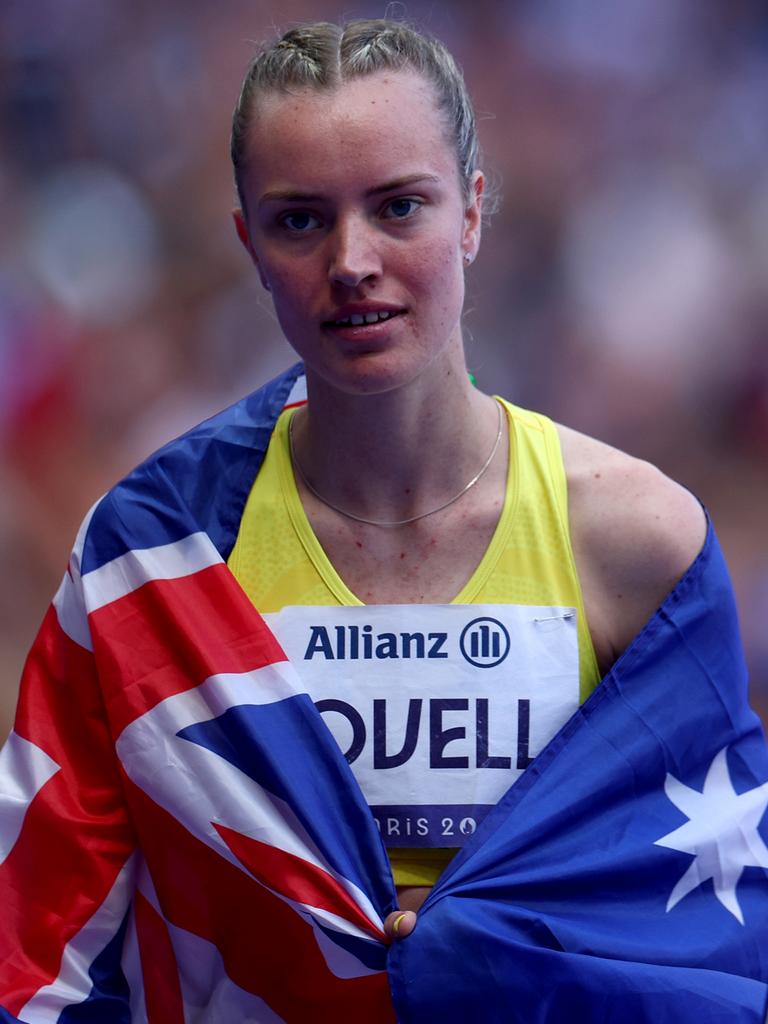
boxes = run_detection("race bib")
[263,604,579,847]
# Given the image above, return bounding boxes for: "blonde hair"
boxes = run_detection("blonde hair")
[231,19,480,214]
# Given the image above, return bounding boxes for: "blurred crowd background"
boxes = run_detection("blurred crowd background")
[1,0,767,738]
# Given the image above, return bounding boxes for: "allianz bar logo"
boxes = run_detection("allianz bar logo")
[303,616,511,668]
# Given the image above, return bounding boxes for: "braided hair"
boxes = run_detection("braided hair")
[231,19,480,215]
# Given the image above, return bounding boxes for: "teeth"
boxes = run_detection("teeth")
[334,310,396,326]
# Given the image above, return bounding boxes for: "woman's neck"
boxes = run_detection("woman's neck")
[292,363,501,524]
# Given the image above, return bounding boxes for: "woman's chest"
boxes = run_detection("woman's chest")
[308,508,501,605]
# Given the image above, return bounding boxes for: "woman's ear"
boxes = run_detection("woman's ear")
[462,170,484,264]
[232,208,270,291]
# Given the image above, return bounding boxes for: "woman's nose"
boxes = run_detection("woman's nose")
[328,215,381,287]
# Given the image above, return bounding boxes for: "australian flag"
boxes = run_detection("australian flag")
[1,364,767,1023]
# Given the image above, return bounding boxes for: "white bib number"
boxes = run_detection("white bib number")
[264,604,579,847]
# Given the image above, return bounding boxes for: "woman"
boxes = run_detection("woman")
[2,18,767,1024]
[227,19,702,927]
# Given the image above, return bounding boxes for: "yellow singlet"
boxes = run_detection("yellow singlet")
[228,400,600,886]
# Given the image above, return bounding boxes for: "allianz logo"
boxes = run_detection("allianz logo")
[304,616,511,668]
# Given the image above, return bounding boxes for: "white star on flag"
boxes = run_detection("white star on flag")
[655,746,768,924]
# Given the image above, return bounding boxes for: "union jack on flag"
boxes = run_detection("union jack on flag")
[2,363,768,1023]
[0,366,397,1023]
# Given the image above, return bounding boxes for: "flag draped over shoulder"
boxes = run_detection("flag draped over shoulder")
[390,519,768,1023]
[1,363,767,1024]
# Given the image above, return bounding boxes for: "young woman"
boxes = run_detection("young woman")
[227,20,704,932]
[2,19,766,1024]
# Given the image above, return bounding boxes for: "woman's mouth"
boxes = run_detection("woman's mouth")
[328,310,400,327]
[322,309,406,339]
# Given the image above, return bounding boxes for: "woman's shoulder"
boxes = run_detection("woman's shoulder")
[554,422,707,670]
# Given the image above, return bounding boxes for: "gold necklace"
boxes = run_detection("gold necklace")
[288,400,503,528]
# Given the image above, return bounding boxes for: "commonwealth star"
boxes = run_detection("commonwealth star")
[655,746,768,924]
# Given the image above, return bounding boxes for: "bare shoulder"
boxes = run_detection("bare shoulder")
[555,423,707,670]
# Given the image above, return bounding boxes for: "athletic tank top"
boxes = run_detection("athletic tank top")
[228,400,600,885]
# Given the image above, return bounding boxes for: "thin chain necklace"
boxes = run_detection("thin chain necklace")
[288,400,504,528]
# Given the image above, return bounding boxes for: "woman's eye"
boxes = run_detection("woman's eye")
[280,211,320,233]
[384,198,422,220]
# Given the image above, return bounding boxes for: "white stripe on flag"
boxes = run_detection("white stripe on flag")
[308,916,383,980]
[115,663,382,937]
[168,918,288,1023]
[0,732,60,865]
[82,532,222,613]
[68,499,100,581]
[283,376,307,408]
[121,895,148,1024]
[18,853,137,1022]
[53,570,92,652]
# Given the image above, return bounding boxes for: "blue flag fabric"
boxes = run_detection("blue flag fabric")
[1,362,767,1023]
[389,518,768,1022]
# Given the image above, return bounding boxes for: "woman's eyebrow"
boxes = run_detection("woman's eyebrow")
[259,189,321,206]
[258,173,440,208]
[366,173,440,196]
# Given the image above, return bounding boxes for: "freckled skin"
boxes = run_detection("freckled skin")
[235,70,478,399]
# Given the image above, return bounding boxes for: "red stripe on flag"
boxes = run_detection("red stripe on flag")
[134,892,185,1024]
[127,782,396,1024]
[89,564,288,734]
[216,824,385,941]
[0,609,135,1014]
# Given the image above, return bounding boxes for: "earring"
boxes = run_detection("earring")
[463,252,473,265]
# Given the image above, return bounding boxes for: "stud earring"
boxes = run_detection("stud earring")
[463,252,473,265]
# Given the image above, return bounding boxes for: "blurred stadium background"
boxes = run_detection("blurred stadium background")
[1,0,767,738]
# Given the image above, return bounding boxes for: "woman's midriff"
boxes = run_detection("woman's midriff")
[396,884,432,913]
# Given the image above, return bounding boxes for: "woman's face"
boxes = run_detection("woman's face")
[235,69,483,398]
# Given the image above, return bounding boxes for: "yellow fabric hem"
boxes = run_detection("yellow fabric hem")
[389,847,458,887]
